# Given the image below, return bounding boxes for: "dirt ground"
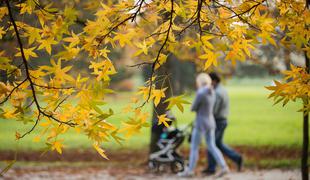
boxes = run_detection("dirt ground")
[0,146,302,180]
[0,146,300,163]
[2,167,301,180]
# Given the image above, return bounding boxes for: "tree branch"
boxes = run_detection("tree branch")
[214,1,261,31]
[0,79,27,105]
[138,0,175,108]
[5,0,76,137]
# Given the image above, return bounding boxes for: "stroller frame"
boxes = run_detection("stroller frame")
[148,122,193,173]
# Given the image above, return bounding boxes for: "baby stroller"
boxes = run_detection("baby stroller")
[148,121,193,173]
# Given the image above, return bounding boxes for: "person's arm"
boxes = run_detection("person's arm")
[191,91,202,112]
[213,93,223,116]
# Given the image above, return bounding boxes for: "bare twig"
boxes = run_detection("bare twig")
[20,113,40,138]
[32,83,74,90]
[127,62,153,68]
[0,79,27,105]
[53,95,70,111]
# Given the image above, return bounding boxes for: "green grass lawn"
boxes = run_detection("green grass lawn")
[0,79,303,151]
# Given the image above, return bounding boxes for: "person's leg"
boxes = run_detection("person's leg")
[205,129,228,170]
[205,125,223,173]
[206,150,217,173]
[188,127,202,172]
[216,120,242,165]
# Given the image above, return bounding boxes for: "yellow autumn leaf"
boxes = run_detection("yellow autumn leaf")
[0,82,10,94]
[164,95,190,112]
[15,132,21,140]
[151,88,167,106]
[63,31,80,47]
[38,38,58,55]
[51,140,64,154]
[137,86,151,100]
[93,142,109,160]
[111,129,124,145]
[99,47,110,59]
[119,119,142,138]
[33,136,40,142]
[157,114,171,128]
[113,32,133,47]
[199,48,219,69]
[15,47,38,60]
[133,40,148,57]
[154,54,167,70]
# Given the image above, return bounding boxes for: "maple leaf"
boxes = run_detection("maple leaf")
[111,129,124,145]
[113,32,133,47]
[164,95,190,112]
[137,86,152,100]
[56,45,80,61]
[283,64,302,80]
[63,31,80,47]
[18,2,35,15]
[199,48,219,69]
[51,140,64,154]
[157,114,171,128]
[93,142,109,160]
[99,47,110,59]
[201,35,215,50]
[24,27,42,44]
[94,60,117,81]
[40,59,74,82]
[120,119,142,138]
[38,38,58,55]
[151,88,167,106]
[136,111,150,124]
[133,40,148,57]
[15,47,38,60]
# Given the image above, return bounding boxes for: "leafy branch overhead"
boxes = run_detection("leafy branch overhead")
[0,0,309,158]
[266,64,310,113]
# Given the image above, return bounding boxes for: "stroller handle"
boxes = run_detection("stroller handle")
[180,121,194,132]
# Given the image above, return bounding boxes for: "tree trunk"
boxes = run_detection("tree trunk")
[302,52,309,180]
[302,1,309,179]
[149,58,173,154]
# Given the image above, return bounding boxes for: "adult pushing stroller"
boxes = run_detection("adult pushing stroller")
[148,120,192,173]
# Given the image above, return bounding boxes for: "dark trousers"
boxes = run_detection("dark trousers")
[207,119,241,172]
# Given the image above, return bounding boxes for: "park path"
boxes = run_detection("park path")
[2,168,300,180]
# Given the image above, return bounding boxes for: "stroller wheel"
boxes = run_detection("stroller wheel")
[148,160,159,173]
[170,159,184,173]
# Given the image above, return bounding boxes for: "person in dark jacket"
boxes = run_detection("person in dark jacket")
[202,72,243,175]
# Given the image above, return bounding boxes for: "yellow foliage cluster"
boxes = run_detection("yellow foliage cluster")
[0,0,309,157]
[266,64,310,113]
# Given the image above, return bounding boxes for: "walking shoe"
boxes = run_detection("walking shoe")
[215,167,229,178]
[178,169,194,177]
[201,168,216,176]
[237,156,243,172]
